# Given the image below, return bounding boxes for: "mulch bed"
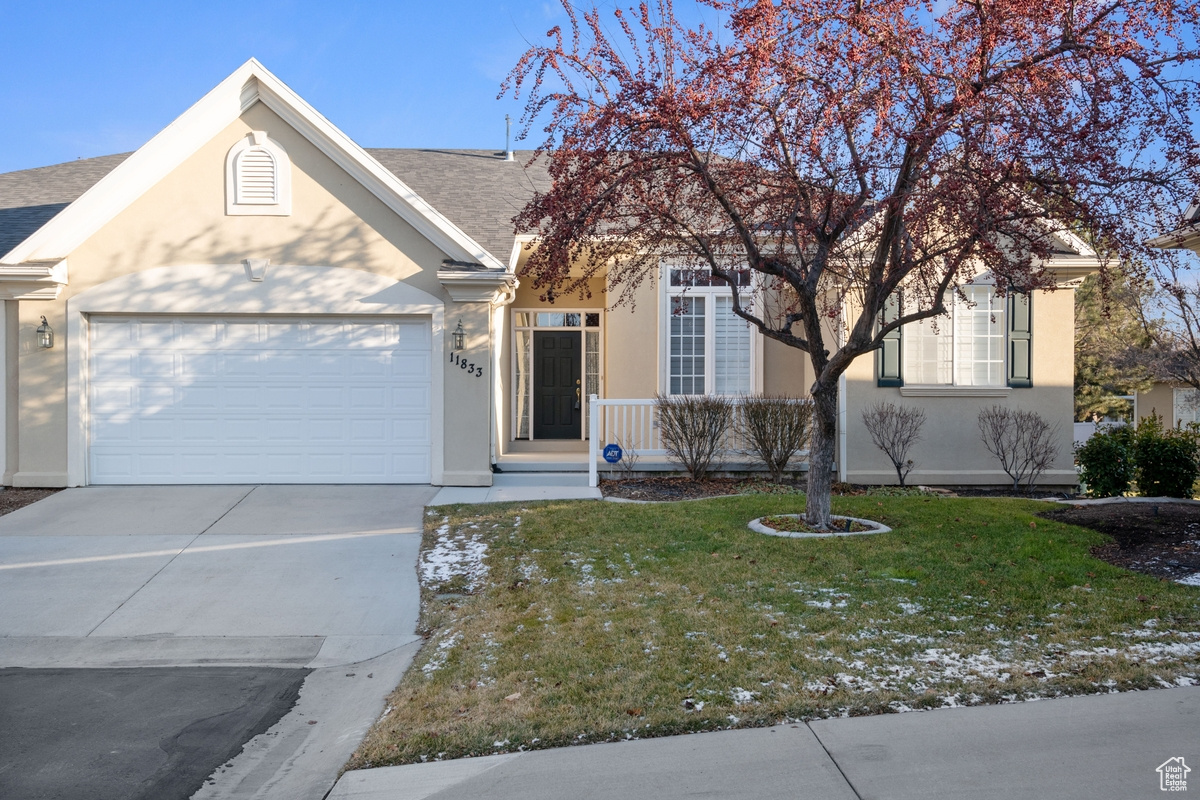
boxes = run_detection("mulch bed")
[1040,502,1200,582]
[758,514,874,533]
[599,477,1070,502]
[601,477,751,501]
[0,488,59,517]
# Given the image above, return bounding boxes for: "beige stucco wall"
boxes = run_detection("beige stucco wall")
[13,101,494,486]
[603,275,660,400]
[1138,383,1184,428]
[842,287,1078,487]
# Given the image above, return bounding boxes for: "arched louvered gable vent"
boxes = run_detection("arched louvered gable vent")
[236,146,277,203]
[225,131,292,215]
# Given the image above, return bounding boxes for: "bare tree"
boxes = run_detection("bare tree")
[737,396,813,483]
[655,393,732,481]
[861,402,926,487]
[1139,256,1200,395]
[977,407,1060,493]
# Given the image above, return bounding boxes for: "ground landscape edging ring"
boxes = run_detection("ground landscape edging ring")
[748,514,892,538]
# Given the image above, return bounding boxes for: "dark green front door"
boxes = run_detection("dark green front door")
[533,331,581,439]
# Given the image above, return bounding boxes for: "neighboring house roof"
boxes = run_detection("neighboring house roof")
[0,59,509,273]
[0,154,131,258]
[1147,199,1200,250]
[0,148,548,269]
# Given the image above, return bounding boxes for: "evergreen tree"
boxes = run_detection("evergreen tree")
[1074,273,1157,421]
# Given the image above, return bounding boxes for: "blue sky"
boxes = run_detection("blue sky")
[0,0,591,173]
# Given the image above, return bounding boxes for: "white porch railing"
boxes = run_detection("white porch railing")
[588,395,811,487]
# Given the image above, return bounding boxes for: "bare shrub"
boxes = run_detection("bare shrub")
[736,395,813,483]
[977,406,1060,493]
[608,433,642,478]
[861,402,926,487]
[654,393,732,481]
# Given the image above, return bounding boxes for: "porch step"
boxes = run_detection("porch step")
[496,452,589,473]
[505,440,589,454]
[495,460,588,474]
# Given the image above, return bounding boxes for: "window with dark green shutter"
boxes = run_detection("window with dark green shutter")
[877,293,903,387]
[1007,292,1032,388]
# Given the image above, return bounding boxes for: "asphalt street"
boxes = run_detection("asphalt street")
[0,666,308,800]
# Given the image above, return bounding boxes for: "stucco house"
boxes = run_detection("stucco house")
[1133,382,1198,430]
[0,60,1096,488]
[1138,205,1200,432]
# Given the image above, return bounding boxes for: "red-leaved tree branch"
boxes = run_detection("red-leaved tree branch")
[504,0,1200,527]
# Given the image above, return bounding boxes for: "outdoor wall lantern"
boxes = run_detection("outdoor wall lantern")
[451,320,465,351]
[36,316,54,349]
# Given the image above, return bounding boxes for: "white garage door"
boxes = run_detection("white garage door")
[88,316,432,484]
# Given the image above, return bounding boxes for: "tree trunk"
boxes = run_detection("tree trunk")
[805,383,838,530]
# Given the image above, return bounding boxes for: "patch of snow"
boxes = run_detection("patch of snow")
[422,632,462,677]
[1125,640,1200,663]
[420,522,489,592]
[730,687,756,705]
[1177,573,1200,586]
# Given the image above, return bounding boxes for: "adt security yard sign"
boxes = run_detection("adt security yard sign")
[603,444,624,463]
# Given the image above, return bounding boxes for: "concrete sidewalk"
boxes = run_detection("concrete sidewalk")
[329,686,1199,800]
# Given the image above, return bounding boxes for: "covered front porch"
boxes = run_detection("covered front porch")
[495,397,817,487]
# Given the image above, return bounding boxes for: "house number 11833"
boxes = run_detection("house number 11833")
[449,351,484,377]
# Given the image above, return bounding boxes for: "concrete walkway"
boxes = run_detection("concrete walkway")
[329,686,1199,800]
[429,473,600,505]
[0,484,434,800]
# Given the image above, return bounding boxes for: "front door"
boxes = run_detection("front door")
[533,331,581,439]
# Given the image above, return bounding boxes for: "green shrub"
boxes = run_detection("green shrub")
[1075,425,1135,497]
[1133,414,1200,498]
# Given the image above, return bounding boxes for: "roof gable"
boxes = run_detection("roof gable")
[0,60,505,270]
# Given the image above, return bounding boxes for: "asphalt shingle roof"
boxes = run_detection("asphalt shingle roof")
[0,154,132,257]
[367,149,549,264]
[0,148,549,263]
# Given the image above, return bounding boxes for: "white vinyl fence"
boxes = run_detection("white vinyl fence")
[587,395,811,486]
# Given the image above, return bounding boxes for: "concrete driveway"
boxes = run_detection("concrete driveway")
[0,484,434,800]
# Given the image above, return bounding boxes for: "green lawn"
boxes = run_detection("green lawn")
[347,495,1200,769]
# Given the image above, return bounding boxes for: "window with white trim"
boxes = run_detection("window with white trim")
[225,131,292,216]
[1174,388,1200,427]
[664,267,755,395]
[902,286,1005,386]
